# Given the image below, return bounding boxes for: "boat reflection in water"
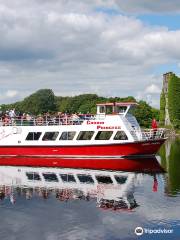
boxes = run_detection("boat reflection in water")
[0,156,164,212]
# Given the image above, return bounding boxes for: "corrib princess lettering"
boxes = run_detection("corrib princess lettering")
[87,121,105,125]
[97,125,121,130]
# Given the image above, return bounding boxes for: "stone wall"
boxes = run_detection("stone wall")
[162,72,173,126]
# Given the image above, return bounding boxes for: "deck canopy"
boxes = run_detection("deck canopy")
[96,102,138,115]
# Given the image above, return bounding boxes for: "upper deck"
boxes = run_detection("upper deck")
[0,102,166,142]
[0,102,138,127]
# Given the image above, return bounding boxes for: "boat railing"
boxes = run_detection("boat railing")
[130,128,166,141]
[0,115,96,127]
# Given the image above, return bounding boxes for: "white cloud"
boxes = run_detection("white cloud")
[5,90,18,98]
[145,84,161,94]
[0,0,179,107]
[0,89,20,103]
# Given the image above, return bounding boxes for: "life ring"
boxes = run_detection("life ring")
[12,127,22,134]
[12,127,18,134]
[36,117,44,125]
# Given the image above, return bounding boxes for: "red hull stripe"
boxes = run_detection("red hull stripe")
[0,139,165,156]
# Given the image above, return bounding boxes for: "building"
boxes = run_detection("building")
[162,72,173,126]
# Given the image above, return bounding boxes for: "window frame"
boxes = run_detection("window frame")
[113,131,128,140]
[76,131,94,140]
[95,131,113,140]
[26,132,42,141]
[42,131,59,141]
[59,131,76,140]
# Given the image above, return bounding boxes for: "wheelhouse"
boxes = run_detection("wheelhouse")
[96,102,138,116]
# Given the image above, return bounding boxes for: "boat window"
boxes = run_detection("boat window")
[26,172,41,180]
[106,106,113,114]
[99,106,105,113]
[114,131,128,140]
[59,131,76,140]
[60,174,76,182]
[77,174,94,184]
[76,131,94,140]
[96,175,113,184]
[42,132,59,141]
[117,106,127,114]
[26,132,42,141]
[115,175,127,184]
[43,173,59,182]
[95,131,113,140]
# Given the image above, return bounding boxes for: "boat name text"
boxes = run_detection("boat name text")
[97,126,121,130]
[87,121,105,125]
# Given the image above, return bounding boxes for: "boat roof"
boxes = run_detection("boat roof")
[96,102,138,107]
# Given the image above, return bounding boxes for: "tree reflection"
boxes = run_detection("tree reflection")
[159,138,180,195]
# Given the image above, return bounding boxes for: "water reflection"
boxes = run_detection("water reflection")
[159,137,180,195]
[0,142,180,240]
[0,157,164,212]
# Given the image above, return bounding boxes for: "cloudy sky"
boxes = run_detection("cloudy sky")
[0,0,180,108]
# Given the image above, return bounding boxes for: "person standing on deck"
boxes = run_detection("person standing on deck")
[151,118,158,139]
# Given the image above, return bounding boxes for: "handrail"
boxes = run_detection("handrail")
[130,128,166,141]
[0,115,95,126]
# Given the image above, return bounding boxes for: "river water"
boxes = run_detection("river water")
[0,138,179,240]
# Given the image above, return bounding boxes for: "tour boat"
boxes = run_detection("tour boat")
[0,102,166,167]
[0,158,163,209]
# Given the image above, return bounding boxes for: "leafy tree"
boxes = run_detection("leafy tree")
[168,74,180,129]
[133,100,154,128]
[22,89,57,115]
[159,92,165,126]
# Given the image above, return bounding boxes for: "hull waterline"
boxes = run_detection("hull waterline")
[0,139,166,157]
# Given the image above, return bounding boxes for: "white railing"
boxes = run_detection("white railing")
[130,128,166,141]
[0,115,95,127]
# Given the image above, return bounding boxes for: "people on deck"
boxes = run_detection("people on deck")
[0,109,88,126]
[151,118,158,139]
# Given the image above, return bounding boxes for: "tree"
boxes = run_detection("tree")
[159,92,165,126]
[22,89,57,114]
[168,74,180,129]
[133,100,154,128]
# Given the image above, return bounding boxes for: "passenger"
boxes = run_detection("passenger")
[9,108,16,118]
[43,112,51,125]
[36,115,44,125]
[3,114,10,126]
[56,112,63,125]
[151,118,158,139]
[71,113,80,124]
[26,113,33,126]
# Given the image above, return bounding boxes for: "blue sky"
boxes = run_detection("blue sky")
[139,14,180,30]
[0,0,180,108]
[95,6,180,31]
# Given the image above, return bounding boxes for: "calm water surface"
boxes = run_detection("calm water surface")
[0,138,179,240]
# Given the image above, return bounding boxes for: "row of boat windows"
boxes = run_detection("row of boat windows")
[26,131,128,141]
[26,172,127,184]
